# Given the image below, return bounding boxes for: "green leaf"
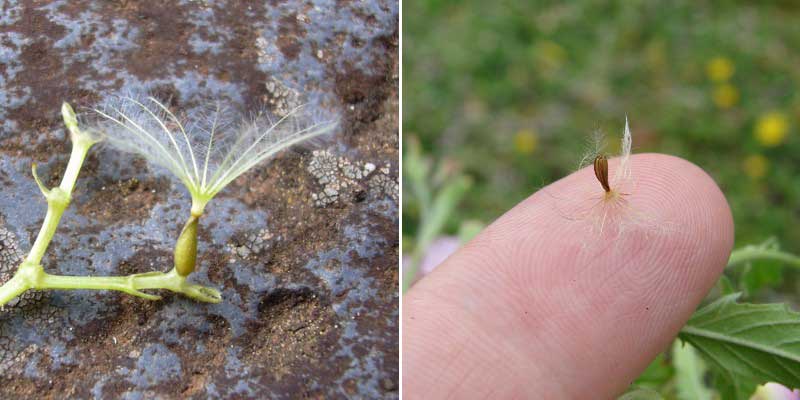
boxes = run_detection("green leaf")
[403,175,471,292]
[672,341,714,400]
[740,260,783,296]
[717,275,736,296]
[617,387,664,400]
[416,175,472,251]
[679,294,800,399]
[403,136,433,211]
[634,352,674,389]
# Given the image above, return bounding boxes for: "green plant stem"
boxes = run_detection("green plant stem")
[39,268,219,302]
[402,175,471,293]
[0,267,34,306]
[0,264,221,305]
[26,144,87,265]
[0,103,222,307]
[727,247,800,269]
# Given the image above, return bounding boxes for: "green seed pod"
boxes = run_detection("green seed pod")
[174,216,199,277]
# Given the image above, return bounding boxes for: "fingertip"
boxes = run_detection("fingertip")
[403,152,735,398]
[632,152,734,248]
[622,153,734,288]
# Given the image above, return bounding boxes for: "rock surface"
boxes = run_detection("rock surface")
[0,1,398,398]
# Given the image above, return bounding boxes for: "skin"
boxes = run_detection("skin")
[403,153,734,399]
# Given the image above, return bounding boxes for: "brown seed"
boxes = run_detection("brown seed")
[593,155,611,192]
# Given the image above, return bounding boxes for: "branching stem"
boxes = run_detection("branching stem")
[0,265,221,304]
[0,103,222,308]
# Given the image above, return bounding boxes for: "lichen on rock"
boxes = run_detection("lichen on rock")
[308,150,396,207]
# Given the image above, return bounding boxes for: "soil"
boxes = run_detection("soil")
[0,1,398,398]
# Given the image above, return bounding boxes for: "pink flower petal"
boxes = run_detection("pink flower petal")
[751,383,800,400]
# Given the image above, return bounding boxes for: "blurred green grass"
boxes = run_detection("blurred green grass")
[403,0,800,270]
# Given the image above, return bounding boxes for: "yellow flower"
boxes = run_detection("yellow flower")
[755,112,789,147]
[706,57,735,82]
[534,40,566,73]
[712,84,739,109]
[743,154,768,179]
[513,129,538,155]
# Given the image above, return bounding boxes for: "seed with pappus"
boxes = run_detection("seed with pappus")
[593,155,611,193]
[95,96,338,215]
[551,117,672,239]
[95,95,338,280]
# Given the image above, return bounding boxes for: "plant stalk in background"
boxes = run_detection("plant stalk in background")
[402,136,471,292]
